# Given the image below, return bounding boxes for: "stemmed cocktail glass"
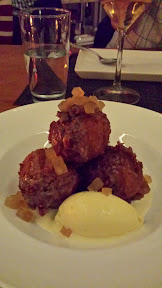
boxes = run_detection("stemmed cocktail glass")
[94,0,151,104]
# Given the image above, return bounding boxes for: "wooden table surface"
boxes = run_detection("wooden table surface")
[0,45,161,114]
[0,45,81,113]
[0,45,28,113]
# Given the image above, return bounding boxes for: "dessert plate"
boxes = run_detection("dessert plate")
[0,101,161,288]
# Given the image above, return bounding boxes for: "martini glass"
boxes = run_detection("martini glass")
[94,0,151,104]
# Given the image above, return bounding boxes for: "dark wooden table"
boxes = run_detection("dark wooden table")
[0,45,28,112]
[0,45,161,113]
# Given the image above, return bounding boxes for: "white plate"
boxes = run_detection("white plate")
[0,101,161,288]
[75,49,162,82]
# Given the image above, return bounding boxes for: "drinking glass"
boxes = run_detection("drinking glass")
[19,8,71,102]
[94,0,151,104]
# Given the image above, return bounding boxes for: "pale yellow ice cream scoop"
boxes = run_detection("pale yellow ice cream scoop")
[54,192,143,237]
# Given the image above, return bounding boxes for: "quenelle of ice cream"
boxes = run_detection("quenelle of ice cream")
[54,191,143,238]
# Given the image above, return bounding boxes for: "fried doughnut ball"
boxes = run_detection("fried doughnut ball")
[79,143,150,202]
[19,149,79,215]
[48,105,111,164]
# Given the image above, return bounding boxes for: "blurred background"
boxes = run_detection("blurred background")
[0,0,106,46]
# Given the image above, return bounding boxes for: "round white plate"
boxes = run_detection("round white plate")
[0,101,161,288]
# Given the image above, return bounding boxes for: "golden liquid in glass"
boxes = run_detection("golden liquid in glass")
[102,0,152,30]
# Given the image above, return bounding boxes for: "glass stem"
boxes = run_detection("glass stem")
[113,29,125,87]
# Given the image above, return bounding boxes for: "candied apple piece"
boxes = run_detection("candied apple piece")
[88,95,98,104]
[58,87,105,113]
[87,96,105,111]
[84,101,97,114]
[98,101,105,111]
[60,226,72,237]
[45,147,68,175]
[73,96,88,106]
[101,187,112,196]
[58,100,66,112]
[16,207,35,222]
[4,191,27,209]
[144,174,152,184]
[72,87,84,97]
[58,97,74,112]
[5,195,20,209]
[87,177,104,191]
